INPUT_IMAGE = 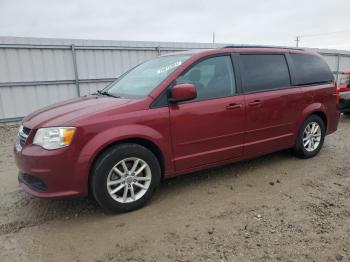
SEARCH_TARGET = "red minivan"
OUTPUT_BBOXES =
[14,47,340,212]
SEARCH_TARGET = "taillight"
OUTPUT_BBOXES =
[335,87,340,106]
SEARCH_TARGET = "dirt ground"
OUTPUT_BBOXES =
[0,117,349,262]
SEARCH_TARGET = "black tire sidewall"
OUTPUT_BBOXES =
[91,143,161,213]
[295,115,325,158]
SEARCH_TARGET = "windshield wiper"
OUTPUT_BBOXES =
[96,90,121,98]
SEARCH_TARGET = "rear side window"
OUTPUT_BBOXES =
[240,54,291,93]
[290,53,334,85]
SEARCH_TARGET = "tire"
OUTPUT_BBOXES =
[91,143,161,213]
[293,115,325,159]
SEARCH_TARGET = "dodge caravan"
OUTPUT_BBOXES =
[14,47,340,212]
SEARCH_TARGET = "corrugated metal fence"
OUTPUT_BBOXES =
[1,36,350,123]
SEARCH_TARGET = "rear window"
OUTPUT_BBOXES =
[290,53,334,85]
[240,54,291,93]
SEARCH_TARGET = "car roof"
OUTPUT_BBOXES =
[163,45,315,58]
[222,45,304,50]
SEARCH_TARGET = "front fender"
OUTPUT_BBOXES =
[83,124,170,161]
[78,124,173,187]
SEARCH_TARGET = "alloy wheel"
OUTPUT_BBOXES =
[106,157,152,203]
[302,122,322,152]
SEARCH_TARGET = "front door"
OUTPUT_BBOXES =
[169,55,245,172]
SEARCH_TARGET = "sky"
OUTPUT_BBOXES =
[0,0,350,50]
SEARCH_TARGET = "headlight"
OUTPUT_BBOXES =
[33,127,76,150]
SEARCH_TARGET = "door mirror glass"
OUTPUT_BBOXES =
[169,84,197,103]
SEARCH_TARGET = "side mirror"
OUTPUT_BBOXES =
[169,83,197,103]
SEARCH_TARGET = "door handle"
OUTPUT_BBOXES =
[226,103,242,110]
[248,100,262,107]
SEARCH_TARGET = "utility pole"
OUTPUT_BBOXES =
[295,36,300,48]
[212,32,215,45]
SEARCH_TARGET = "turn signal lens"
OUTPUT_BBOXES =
[61,128,76,146]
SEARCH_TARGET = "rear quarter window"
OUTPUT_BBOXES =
[290,53,334,85]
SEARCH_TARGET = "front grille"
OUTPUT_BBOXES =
[19,126,31,147]
[22,126,31,135]
[19,134,27,146]
[18,173,47,192]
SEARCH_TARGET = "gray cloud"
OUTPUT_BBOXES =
[0,0,349,49]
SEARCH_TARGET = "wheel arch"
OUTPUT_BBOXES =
[87,136,166,195]
[311,111,327,131]
[92,137,165,175]
[299,103,328,131]
[293,103,328,143]
[293,110,327,158]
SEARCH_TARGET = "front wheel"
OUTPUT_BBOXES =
[293,115,325,159]
[91,143,161,213]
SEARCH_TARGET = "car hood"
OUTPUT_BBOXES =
[23,95,135,129]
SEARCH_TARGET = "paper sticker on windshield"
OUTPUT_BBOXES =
[157,61,182,74]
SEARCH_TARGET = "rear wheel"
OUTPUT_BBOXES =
[293,115,325,159]
[91,143,161,213]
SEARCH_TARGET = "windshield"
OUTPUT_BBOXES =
[105,54,191,98]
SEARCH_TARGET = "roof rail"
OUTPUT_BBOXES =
[222,45,304,51]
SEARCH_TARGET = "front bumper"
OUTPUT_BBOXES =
[14,143,89,199]
[18,172,47,192]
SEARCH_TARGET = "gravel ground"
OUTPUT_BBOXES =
[0,117,349,262]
